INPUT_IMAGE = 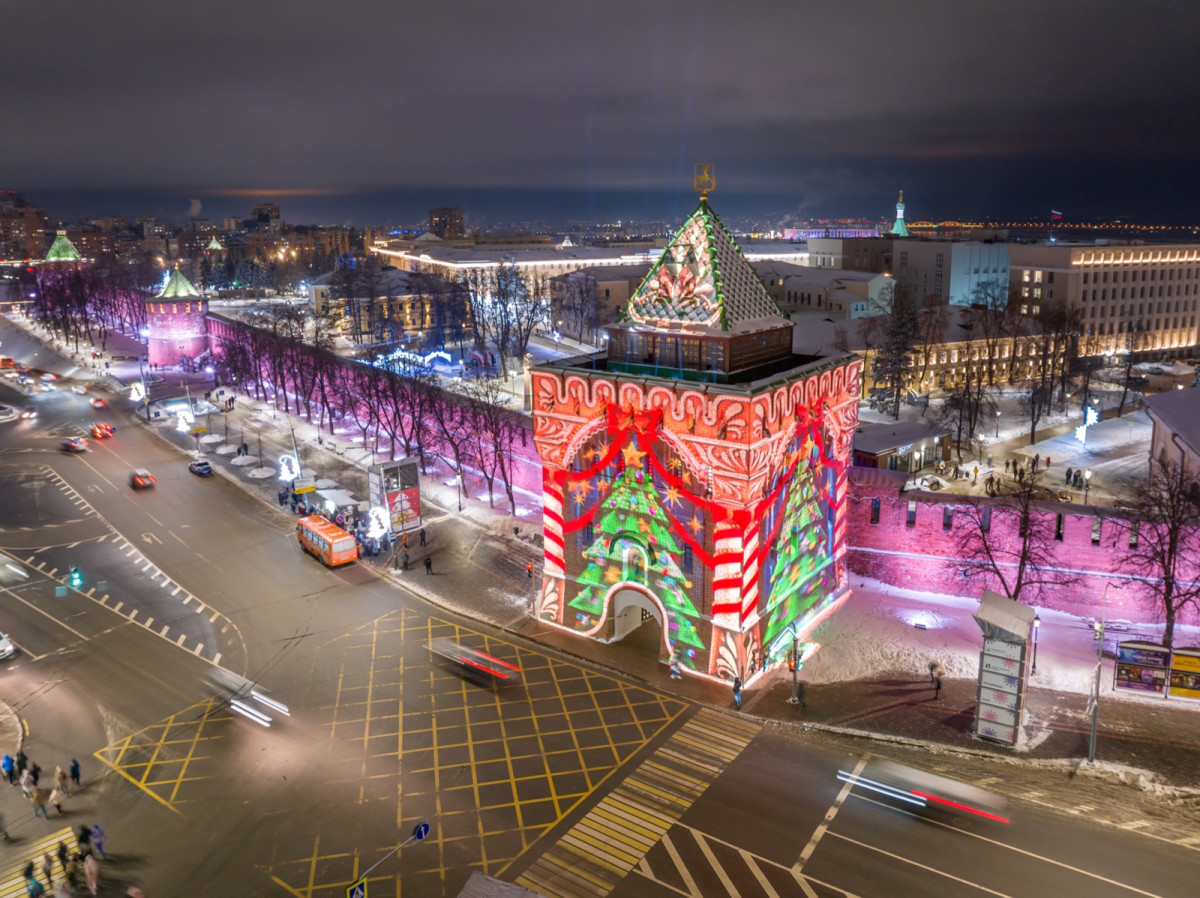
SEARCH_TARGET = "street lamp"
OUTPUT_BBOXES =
[1031,614,1041,673]
[995,409,1001,438]
[1083,469,1093,505]
[1089,582,1122,764]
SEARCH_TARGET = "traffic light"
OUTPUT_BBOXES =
[69,566,82,588]
[788,648,797,671]
[1093,621,1103,641]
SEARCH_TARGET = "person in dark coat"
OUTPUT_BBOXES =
[423,556,433,575]
[732,675,742,709]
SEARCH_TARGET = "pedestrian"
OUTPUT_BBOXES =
[30,760,40,785]
[419,528,426,547]
[0,808,8,840]
[1045,455,1051,468]
[77,825,91,853]
[402,532,408,549]
[423,556,433,575]
[91,823,106,859]
[1065,466,1073,485]
[30,786,49,818]
[41,853,53,886]
[401,552,409,571]
[83,853,99,897]
[20,766,33,797]
[732,675,742,709]
[972,465,979,484]
[526,562,533,579]
[56,842,67,875]
[69,759,80,790]
[934,675,943,700]
[64,855,79,892]
[49,785,66,814]
[55,765,69,796]
[669,658,682,680]
[23,863,44,897]
[2,752,13,784]
[1004,459,1010,474]
[929,660,945,682]
[16,749,27,774]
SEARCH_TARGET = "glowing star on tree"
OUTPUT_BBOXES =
[621,442,647,468]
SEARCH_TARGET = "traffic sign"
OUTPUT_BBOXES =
[294,477,316,494]
[346,878,366,898]
[412,820,430,842]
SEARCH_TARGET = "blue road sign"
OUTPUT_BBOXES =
[346,879,366,898]
[413,820,430,842]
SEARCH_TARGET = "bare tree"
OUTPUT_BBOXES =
[1116,320,1148,418]
[1113,460,1200,648]
[954,469,1077,603]
[909,295,951,393]
[872,284,920,419]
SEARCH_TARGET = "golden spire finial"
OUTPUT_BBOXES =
[694,163,716,199]
[898,190,904,203]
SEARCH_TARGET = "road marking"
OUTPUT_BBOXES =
[828,832,1012,896]
[795,757,865,874]
[0,583,89,640]
[661,833,701,896]
[143,616,154,629]
[839,797,1172,897]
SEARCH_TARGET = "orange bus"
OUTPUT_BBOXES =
[0,356,14,369]
[297,515,359,567]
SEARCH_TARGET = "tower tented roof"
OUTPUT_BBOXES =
[157,268,200,299]
[44,232,81,262]
[206,237,224,251]
[622,199,788,336]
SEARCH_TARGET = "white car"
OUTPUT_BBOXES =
[71,385,88,395]
[0,633,15,661]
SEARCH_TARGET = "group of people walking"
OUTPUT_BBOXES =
[21,824,106,897]
[1,750,115,896]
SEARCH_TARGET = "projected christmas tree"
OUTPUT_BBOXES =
[567,459,706,666]
[760,445,834,655]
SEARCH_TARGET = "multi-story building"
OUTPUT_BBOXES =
[0,191,49,260]
[429,208,464,240]
[807,236,892,273]
[1008,242,1200,357]
[893,240,1010,306]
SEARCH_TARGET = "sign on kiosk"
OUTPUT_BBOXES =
[1114,641,1169,695]
[1169,649,1200,700]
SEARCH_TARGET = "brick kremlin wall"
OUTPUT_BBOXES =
[843,467,1200,628]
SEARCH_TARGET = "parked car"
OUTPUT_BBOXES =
[0,633,15,661]
[188,459,213,476]
[130,469,157,489]
[61,437,90,452]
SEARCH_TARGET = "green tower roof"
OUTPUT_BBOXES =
[157,268,200,299]
[622,198,787,335]
[891,190,909,238]
[44,232,81,262]
[206,237,224,251]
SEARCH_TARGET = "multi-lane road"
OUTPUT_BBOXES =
[0,335,1198,897]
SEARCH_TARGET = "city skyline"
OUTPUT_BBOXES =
[4,1,1200,226]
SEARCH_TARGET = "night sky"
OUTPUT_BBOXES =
[5,1,1199,227]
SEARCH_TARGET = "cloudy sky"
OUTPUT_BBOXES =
[5,1,1199,226]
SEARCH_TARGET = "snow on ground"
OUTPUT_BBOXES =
[804,577,1200,709]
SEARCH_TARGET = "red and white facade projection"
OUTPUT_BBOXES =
[146,269,208,368]
[532,199,860,685]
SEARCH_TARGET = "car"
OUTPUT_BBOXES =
[61,437,90,452]
[130,469,157,489]
[90,397,107,409]
[38,382,55,392]
[188,459,213,476]
[90,423,115,439]
[71,384,88,395]
[19,406,37,419]
[40,372,57,382]
[0,633,14,661]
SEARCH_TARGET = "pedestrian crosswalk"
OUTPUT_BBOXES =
[0,825,79,898]
[516,709,761,898]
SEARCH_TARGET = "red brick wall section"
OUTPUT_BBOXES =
[845,471,1200,627]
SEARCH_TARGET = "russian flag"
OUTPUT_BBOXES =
[1051,210,1063,220]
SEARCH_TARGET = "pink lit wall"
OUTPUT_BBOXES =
[147,300,209,367]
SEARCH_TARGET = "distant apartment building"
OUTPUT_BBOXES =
[429,208,464,240]
[756,260,894,319]
[1008,242,1200,356]
[0,191,49,260]
[309,267,432,344]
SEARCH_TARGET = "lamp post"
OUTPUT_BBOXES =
[1031,614,1041,674]
[995,410,1001,438]
[1083,469,1093,505]
[1088,582,1122,764]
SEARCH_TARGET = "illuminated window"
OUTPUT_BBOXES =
[870,498,880,524]
[906,501,916,527]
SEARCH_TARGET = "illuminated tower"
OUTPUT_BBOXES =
[145,267,209,368]
[531,192,861,687]
[891,190,909,237]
